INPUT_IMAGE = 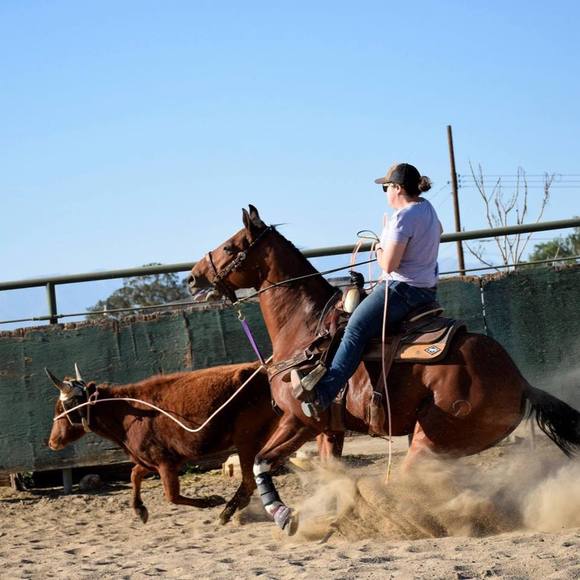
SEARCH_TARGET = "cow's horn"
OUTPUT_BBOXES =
[45,368,72,394]
[74,363,83,382]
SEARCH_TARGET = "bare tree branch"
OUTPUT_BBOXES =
[464,242,498,270]
[466,165,553,270]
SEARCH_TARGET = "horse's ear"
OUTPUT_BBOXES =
[248,204,260,220]
[242,205,266,234]
[242,208,251,230]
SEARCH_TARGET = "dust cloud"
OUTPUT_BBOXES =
[291,436,580,542]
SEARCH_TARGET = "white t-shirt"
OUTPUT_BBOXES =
[379,198,442,288]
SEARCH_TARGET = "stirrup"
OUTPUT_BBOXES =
[301,401,321,421]
[290,362,327,401]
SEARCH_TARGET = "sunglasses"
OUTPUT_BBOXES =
[382,183,394,192]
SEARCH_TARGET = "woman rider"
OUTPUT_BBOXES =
[293,162,442,418]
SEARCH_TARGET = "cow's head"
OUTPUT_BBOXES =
[46,365,95,450]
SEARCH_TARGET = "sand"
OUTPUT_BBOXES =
[1,427,579,579]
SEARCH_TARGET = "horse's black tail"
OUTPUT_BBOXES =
[524,385,580,458]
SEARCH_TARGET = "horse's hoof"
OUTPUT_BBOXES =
[285,511,299,536]
[218,508,233,525]
[274,505,299,536]
[284,510,300,537]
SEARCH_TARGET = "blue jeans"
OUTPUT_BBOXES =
[315,280,436,408]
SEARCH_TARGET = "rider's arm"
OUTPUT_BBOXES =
[376,240,407,273]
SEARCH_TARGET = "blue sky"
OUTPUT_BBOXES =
[1,1,579,326]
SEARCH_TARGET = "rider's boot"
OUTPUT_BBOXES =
[290,364,328,421]
[290,362,327,401]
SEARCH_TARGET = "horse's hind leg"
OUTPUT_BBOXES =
[398,423,449,538]
[131,464,152,523]
[400,422,439,473]
[158,463,225,509]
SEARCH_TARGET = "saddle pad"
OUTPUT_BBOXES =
[363,319,466,364]
[400,316,456,344]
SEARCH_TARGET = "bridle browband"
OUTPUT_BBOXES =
[205,225,273,303]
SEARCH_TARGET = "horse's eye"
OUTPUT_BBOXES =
[223,245,236,255]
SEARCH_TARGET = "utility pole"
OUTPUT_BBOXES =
[447,125,466,275]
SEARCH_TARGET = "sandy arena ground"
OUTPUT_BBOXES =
[1,426,579,579]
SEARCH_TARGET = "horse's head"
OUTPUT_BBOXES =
[46,365,95,450]
[188,205,273,302]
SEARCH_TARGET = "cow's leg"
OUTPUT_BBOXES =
[218,441,258,525]
[254,414,316,535]
[157,463,225,508]
[131,464,151,523]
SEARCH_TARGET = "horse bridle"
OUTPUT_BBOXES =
[205,225,273,303]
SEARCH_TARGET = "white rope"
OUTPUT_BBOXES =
[381,275,393,482]
[351,235,393,480]
[376,214,394,481]
[54,361,270,433]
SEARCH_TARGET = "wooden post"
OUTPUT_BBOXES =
[447,125,466,275]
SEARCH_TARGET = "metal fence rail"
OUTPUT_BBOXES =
[1,217,579,326]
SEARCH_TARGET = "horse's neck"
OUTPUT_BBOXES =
[256,239,336,358]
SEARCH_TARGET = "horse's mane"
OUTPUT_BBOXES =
[269,226,335,294]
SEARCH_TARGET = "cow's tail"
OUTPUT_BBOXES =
[524,385,580,458]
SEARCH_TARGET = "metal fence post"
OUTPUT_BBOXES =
[45,282,72,491]
[46,282,58,325]
[62,468,73,494]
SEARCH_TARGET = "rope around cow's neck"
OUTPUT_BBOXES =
[53,360,271,433]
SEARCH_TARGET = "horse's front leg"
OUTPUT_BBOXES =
[253,414,316,535]
[317,431,345,461]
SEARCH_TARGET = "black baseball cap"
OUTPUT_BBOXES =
[374,163,421,189]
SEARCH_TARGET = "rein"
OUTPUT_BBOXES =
[232,258,377,306]
[202,225,377,379]
[54,361,270,434]
[198,223,377,307]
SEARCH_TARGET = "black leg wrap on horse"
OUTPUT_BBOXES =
[255,473,281,508]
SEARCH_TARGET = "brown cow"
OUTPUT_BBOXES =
[47,362,285,524]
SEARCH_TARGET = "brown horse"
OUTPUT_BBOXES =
[188,205,580,535]
[47,362,280,524]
